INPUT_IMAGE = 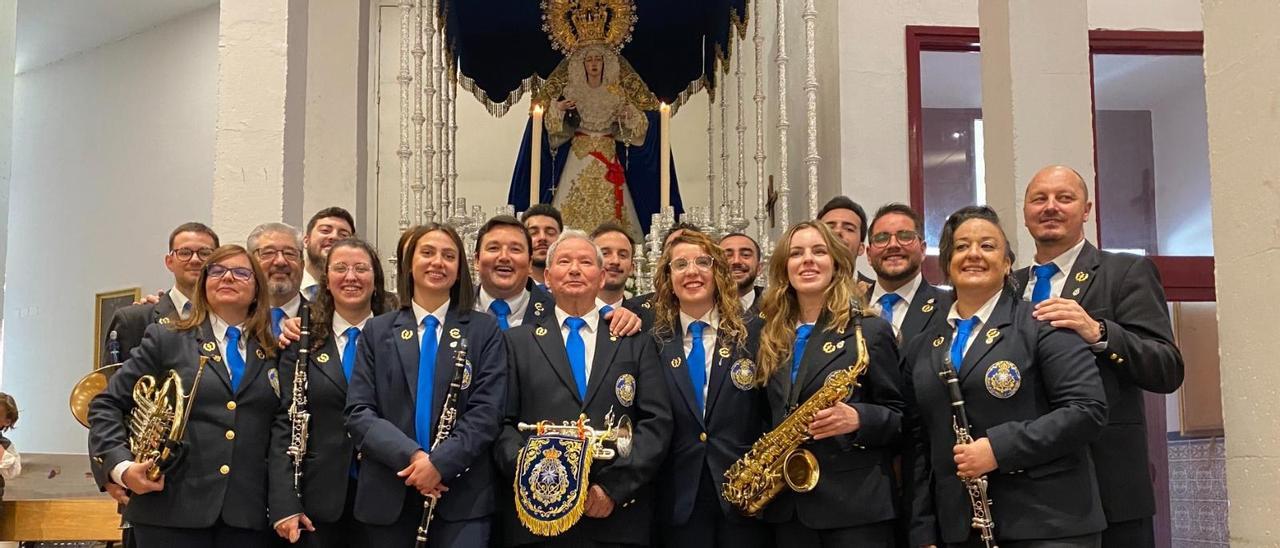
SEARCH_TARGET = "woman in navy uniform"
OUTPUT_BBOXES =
[346,223,508,547]
[650,230,770,548]
[270,238,395,546]
[88,245,285,548]
[755,221,906,548]
[905,206,1108,548]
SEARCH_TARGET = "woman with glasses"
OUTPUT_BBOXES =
[346,223,507,547]
[753,221,906,547]
[905,206,1107,548]
[650,231,770,548]
[88,245,286,548]
[269,238,395,546]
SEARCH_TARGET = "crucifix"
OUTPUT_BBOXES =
[766,175,779,228]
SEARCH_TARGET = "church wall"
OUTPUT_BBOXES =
[4,5,218,453]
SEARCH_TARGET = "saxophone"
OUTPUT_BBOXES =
[722,312,869,516]
[286,303,312,493]
[416,337,468,547]
[129,355,208,481]
[939,363,998,548]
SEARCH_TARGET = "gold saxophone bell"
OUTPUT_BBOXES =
[70,363,122,428]
[782,448,820,492]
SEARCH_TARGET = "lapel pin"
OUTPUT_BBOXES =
[1072,287,1081,297]
[836,340,846,349]
[718,347,731,358]
[449,328,461,339]
[822,342,836,354]
[316,353,330,364]
[671,357,681,368]
[213,355,222,363]
[400,329,413,340]
[985,328,1000,345]
[932,336,944,348]
[256,348,266,360]
[202,341,216,353]
[535,326,548,337]
[642,301,651,309]
[534,302,544,312]
[609,335,618,342]
[158,317,172,325]
[922,304,935,313]
[1075,272,1089,282]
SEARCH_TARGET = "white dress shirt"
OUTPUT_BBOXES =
[1021,238,1087,302]
[739,288,757,313]
[945,290,1002,360]
[333,312,374,363]
[168,287,192,319]
[300,270,320,301]
[555,305,601,380]
[869,272,923,336]
[679,308,720,410]
[412,300,450,348]
[477,287,532,328]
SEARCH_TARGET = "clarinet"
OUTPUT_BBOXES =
[286,303,312,494]
[938,361,998,548]
[416,338,468,547]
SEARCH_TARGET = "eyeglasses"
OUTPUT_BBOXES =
[169,247,215,261]
[208,264,254,282]
[670,255,714,273]
[255,248,302,263]
[329,263,373,276]
[869,230,921,248]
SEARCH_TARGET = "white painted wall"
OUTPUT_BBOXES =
[4,6,218,453]
[1152,77,1212,256]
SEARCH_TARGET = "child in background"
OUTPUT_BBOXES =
[0,393,20,488]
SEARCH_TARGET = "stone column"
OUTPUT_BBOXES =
[1204,1,1280,545]
[978,0,1096,260]
[212,0,308,241]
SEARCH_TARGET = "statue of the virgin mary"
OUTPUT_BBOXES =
[533,0,660,239]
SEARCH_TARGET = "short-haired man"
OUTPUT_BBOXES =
[247,222,308,337]
[474,215,555,330]
[818,196,875,289]
[301,207,355,300]
[1015,165,1184,548]
[495,230,672,547]
[718,233,763,317]
[591,222,636,312]
[522,204,563,290]
[865,203,948,346]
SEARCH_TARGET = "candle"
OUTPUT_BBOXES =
[659,102,671,208]
[530,104,544,208]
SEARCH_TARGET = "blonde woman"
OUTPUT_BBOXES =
[755,221,905,548]
[650,231,770,548]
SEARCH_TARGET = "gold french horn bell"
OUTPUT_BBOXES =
[70,363,122,428]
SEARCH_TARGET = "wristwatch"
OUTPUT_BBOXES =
[1095,318,1107,343]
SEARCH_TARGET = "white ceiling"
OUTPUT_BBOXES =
[16,0,216,74]
[920,50,1205,111]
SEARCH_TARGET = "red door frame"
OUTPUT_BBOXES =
[905,26,1213,301]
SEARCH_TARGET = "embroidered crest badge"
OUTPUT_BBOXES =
[984,360,1022,399]
[615,374,636,407]
[267,367,280,398]
[731,359,756,390]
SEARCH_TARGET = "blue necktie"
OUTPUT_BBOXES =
[951,316,981,372]
[415,315,441,449]
[791,324,814,383]
[1031,263,1061,304]
[565,317,589,401]
[878,293,903,326]
[181,301,192,319]
[599,304,614,317]
[225,326,246,391]
[271,307,286,338]
[342,326,360,382]
[687,321,708,413]
[489,299,512,331]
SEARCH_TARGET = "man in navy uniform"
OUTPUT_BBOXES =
[865,203,948,347]
[718,233,763,318]
[818,196,876,290]
[1016,165,1184,548]
[474,216,556,330]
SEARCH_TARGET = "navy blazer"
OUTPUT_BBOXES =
[762,313,905,530]
[906,292,1108,545]
[495,311,673,546]
[655,316,768,526]
[345,307,508,525]
[88,321,287,530]
[1014,241,1183,522]
[101,291,179,366]
[268,333,355,523]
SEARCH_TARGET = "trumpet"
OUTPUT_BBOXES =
[518,408,634,461]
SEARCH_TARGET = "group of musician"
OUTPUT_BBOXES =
[86,164,1184,548]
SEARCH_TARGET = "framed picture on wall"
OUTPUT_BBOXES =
[94,287,141,370]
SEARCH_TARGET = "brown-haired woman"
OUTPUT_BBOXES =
[88,245,284,547]
[905,206,1106,547]
[346,223,507,547]
[269,238,394,546]
[755,221,906,547]
[650,231,771,548]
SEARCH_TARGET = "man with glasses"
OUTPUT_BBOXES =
[95,221,220,542]
[300,207,356,300]
[865,203,948,346]
[247,222,307,337]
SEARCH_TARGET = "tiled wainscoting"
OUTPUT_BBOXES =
[1168,436,1228,547]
